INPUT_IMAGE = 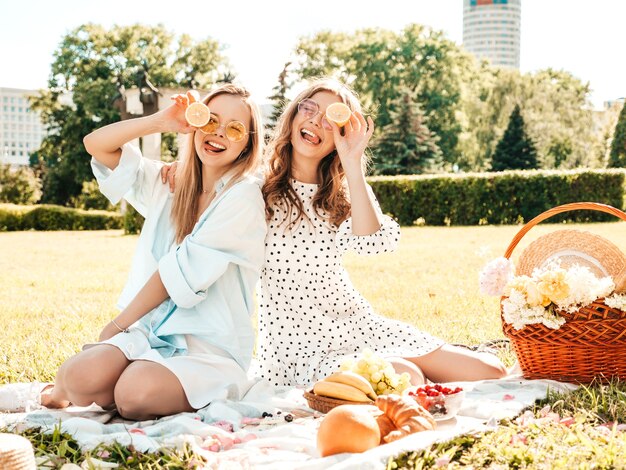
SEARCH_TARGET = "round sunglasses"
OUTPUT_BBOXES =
[297,99,334,131]
[199,114,253,143]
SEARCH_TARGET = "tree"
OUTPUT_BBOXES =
[294,25,473,169]
[372,88,442,175]
[0,165,41,205]
[491,105,538,171]
[266,62,292,133]
[30,23,229,205]
[608,101,626,167]
[460,67,599,170]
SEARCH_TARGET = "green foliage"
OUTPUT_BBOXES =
[0,164,42,204]
[295,25,470,166]
[459,68,600,171]
[608,102,626,168]
[372,87,442,175]
[123,204,145,234]
[0,204,30,230]
[267,61,293,134]
[491,105,538,171]
[69,180,117,211]
[369,169,626,226]
[30,23,229,205]
[0,203,121,231]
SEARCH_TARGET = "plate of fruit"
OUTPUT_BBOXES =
[407,384,465,421]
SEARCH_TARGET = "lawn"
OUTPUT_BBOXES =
[2,223,626,467]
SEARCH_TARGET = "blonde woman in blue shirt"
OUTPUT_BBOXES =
[36,85,266,420]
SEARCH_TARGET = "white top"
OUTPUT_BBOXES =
[91,144,267,370]
[256,180,444,387]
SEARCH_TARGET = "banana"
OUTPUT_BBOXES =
[313,380,373,403]
[324,371,377,400]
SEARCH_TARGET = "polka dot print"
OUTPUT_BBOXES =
[256,179,445,387]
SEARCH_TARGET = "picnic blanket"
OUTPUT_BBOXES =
[0,376,577,469]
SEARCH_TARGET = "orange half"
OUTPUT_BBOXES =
[325,102,352,127]
[185,102,211,128]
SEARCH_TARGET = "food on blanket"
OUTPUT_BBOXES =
[313,380,374,403]
[407,384,465,419]
[324,371,377,400]
[375,414,396,445]
[375,394,436,443]
[339,349,412,396]
[325,102,352,127]
[317,404,381,456]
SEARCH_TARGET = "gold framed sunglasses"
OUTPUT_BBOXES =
[199,114,253,143]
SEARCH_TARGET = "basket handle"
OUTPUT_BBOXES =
[504,202,626,259]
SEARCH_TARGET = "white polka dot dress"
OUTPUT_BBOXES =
[256,180,444,387]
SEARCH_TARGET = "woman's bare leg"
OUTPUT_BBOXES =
[406,344,507,383]
[42,345,130,409]
[388,357,426,386]
[113,361,194,421]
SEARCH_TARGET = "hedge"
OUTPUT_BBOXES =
[0,204,122,231]
[368,169,626,226]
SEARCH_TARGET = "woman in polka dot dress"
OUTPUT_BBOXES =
[257,79,507,387]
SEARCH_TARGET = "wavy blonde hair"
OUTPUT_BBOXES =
[263,78,368,227]
[171,84,263,243]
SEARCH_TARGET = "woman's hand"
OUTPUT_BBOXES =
[154,91,199,135]
[98,321,121,342]
[160,161,179,193]
[331,111,375,174]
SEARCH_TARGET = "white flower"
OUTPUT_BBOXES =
[479,257,515,296]
[501,262,614,331]
[605,293,626,310]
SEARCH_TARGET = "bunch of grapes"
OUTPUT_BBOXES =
[339,349,411,396]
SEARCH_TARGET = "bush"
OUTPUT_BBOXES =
[70,180,118,211]
[0,164,42,205]
[369,169,626,226]
[123,204,145,235]
[0,204,122,231]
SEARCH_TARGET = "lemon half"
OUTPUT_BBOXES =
[325,102,352,127]
[185,102,211,128]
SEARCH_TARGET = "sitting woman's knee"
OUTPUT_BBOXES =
[114,380,156,421]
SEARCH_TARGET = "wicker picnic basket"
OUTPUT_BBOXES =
[501,202,626,384]
[303,390,372,413]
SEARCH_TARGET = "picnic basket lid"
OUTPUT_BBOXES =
[517,229,626,292]
[0,433,36,470]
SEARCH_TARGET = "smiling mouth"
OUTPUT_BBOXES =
[300,128,321,145]
[204,139,226,153]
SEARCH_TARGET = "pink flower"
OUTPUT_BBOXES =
[211,420,234,432]
[510,433,528,445]
[479,257,515,296]
[129,428,146,435]
[559,417,575,427]
[503,394,515,401]
[96,450,110,459]
[435,456,451,467]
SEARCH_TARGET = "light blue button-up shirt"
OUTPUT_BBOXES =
[91,144,266,370]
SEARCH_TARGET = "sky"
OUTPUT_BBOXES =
[1,0,624,109]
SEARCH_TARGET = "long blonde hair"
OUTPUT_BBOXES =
[171,84,263,243]
[263,79,368,227]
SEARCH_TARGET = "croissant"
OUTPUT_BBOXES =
[375,394,436,443]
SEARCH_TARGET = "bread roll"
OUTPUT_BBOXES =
[317,405,381,457]
[375,394,436,443]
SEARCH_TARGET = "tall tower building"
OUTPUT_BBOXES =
[463,0,521,69]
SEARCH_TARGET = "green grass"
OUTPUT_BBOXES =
[2,224,626,467]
